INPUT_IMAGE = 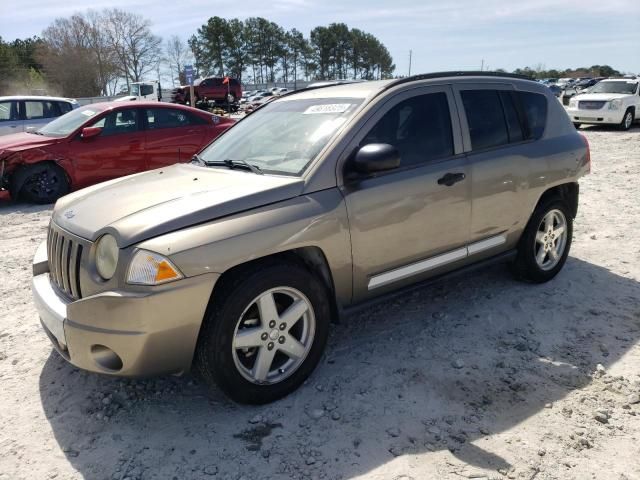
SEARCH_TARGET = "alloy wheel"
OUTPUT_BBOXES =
[23,170,60,201]
[231,287,315,385]
[534,209,568,271]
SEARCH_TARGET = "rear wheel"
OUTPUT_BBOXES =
[511,199,572,283]
[196,260,330,404]
[13,163,69,204]
[620,109,634,131]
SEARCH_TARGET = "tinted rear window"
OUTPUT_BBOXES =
[461,90,509,150]
[499,91,524,143]
[58,101,73,114]
[518,92,547,139]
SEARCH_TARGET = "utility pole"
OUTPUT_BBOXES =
[408,50,412,77]
[480,59,484,71]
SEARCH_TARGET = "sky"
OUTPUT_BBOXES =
[1,0,639,76]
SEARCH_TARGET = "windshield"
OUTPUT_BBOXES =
[38,106,103,137]
[590,81,638,95]
[198,97,363,176]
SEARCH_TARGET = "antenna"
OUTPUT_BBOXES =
[408,50,412,77]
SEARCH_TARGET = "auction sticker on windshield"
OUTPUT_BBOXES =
[303,104,353,114]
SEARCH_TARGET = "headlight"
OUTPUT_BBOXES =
[569,98,578,108]
[95,234,119,280]
[126,250,183,285]
[609,99,623,110]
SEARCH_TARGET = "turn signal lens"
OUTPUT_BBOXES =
[126,250,183,285]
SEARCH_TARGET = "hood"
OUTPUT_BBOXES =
[573,92,630,102]
[0,132,60,157]
[53,163,305,247]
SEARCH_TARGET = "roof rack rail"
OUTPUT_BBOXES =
[383,71,534,91]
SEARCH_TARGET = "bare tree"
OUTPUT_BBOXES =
[38,15,104,96]
[165,35,191,86]
[83,10,119,94]
[104,9,162,86]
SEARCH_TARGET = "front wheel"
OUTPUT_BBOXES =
[620,109,634,131]
[511,199,573,283]
[196,261,330,404]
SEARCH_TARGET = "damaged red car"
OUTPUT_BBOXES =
[0,101,235,203]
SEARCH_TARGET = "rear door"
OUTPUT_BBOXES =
[453,84,544,255]
[21,100,63,131]
[340,86,471,301]
[143,107,208,169]
[0,100,20,135]
[69,107,147,188]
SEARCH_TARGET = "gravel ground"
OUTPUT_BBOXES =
[1,125,639,480]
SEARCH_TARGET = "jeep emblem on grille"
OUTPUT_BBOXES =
[63,210,75,219]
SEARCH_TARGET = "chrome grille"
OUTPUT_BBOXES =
[578,101,606,110]
[47,224,83,299]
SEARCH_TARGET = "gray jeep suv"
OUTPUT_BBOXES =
[32,72,590,404]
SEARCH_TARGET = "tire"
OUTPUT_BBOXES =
[573,123,581,129]
[226,93,236,104]
[620,108,634,131]
[196,260,331,404]
[510,198,573,283]
[13,163,69,204]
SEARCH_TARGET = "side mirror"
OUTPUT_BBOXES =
[81,126,102,139]
[353,143,400,174]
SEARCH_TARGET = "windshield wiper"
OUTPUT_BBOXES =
[202,158,263,175]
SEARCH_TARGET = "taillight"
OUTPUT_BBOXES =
[579,133,591,174]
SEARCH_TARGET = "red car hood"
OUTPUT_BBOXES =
[0,133,61,157]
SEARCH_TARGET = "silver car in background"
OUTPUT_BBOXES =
[0,96,79,136]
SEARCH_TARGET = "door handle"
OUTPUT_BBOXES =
[437,172,466,186]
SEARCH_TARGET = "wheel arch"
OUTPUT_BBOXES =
[535,182,579,219]
[207,246,340,324]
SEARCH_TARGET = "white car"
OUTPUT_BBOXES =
[0,96,79,136]
[566,79,640,130]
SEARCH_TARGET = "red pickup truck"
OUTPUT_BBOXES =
[171,77,242,106]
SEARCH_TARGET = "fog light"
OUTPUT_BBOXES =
[91,344,123,371]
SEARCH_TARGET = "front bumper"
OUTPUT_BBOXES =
[32,240,219,377]
[565,107,625,125]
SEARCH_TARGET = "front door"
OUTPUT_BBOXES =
[70,107,146,188]
[340,86,471,302]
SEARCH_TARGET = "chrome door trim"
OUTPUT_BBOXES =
[367,233,507,290]
[368,247,467,290]
[467,233,507,255]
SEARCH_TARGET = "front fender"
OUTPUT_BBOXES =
[136,189,353,307]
